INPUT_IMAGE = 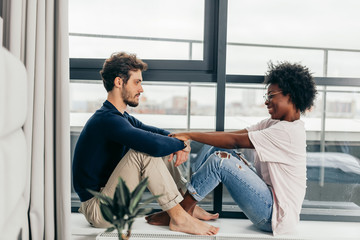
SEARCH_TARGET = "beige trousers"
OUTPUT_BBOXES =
[79,149,187,228]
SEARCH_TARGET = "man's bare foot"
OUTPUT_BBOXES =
[146,205,219,225]
[145,211,170,226]
[169,212,219,235]
[193,205,219,221]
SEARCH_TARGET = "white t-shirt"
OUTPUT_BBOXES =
[247,118,307,236]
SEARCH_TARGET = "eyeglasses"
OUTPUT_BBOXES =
[263,91,282,102]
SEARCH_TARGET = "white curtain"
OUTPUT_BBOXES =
[2,0,71,239]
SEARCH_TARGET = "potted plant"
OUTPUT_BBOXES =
[88,177,160,240]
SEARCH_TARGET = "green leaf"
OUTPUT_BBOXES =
[100,204,114,223]
[113,217,126,230]
[131,195,161,215]
[87,189,113,207]
[113,185,121,214]
[105,227,115,232]
[128,220,135,230]
[130,177,149,199]
[141,195,161,206]
[117,218,126,230]
[132,207,152,217]
[117,178,131,210]
[129,178,149,213]
[113,204,125,220]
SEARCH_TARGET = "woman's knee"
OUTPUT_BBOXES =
[212,150,234,166]
[202,151,231,170]
[214,151,232,159]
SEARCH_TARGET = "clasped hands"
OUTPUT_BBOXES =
[168,132,191,167]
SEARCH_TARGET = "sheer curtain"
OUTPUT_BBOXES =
[1,0,71,239]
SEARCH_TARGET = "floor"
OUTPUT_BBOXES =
[71,213,360,240]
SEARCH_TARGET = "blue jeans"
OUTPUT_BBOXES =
[187,145,273,232]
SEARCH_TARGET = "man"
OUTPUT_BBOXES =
[72,52,219,235]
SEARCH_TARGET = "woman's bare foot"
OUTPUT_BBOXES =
[145,211,170,226]
[193,205,219,221]
[169,211,219,235]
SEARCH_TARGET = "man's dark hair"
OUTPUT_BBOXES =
[264,61,317,114]
[100,52,148,92]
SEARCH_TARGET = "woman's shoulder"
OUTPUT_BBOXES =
[276,119,305,130]
[260,118,280,128]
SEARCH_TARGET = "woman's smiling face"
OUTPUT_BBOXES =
[265,84,294,121]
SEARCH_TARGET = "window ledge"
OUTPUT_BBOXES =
[71,213,360,240]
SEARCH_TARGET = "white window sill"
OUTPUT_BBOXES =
[71,213,360,240]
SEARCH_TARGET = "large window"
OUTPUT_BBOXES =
[70,0,360,221]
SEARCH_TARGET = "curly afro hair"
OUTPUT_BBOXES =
[264,61,317,114]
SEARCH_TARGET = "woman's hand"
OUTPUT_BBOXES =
[169,132,190,142]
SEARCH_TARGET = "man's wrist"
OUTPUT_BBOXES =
[183,140,191,152]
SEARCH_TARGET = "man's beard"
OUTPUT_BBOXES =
[124,98,139,107]
[121,88,139,107]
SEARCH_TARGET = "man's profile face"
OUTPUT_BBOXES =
[121,69,144,107]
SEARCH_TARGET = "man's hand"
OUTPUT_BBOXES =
[169,149,189,167]
[168,140,191,167]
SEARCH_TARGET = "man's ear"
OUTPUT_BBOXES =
[114,77,123,88]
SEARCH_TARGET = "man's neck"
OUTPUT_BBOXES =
[107,93,126,114]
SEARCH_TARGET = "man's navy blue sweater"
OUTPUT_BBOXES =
[73,100,185,202]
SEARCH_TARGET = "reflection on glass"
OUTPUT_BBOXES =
[328,51,360,78]
[305,87,360,210]
[190,84,216,130]
[70,81,106,128]
[225,84,267,130]
[69,0,205,59]
[127,83,188,130]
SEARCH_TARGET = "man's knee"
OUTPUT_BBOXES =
[128,148,160,159]
[126,149,169,174]
[126,149,160,164]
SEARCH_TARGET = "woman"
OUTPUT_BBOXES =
[147,61,317,235]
